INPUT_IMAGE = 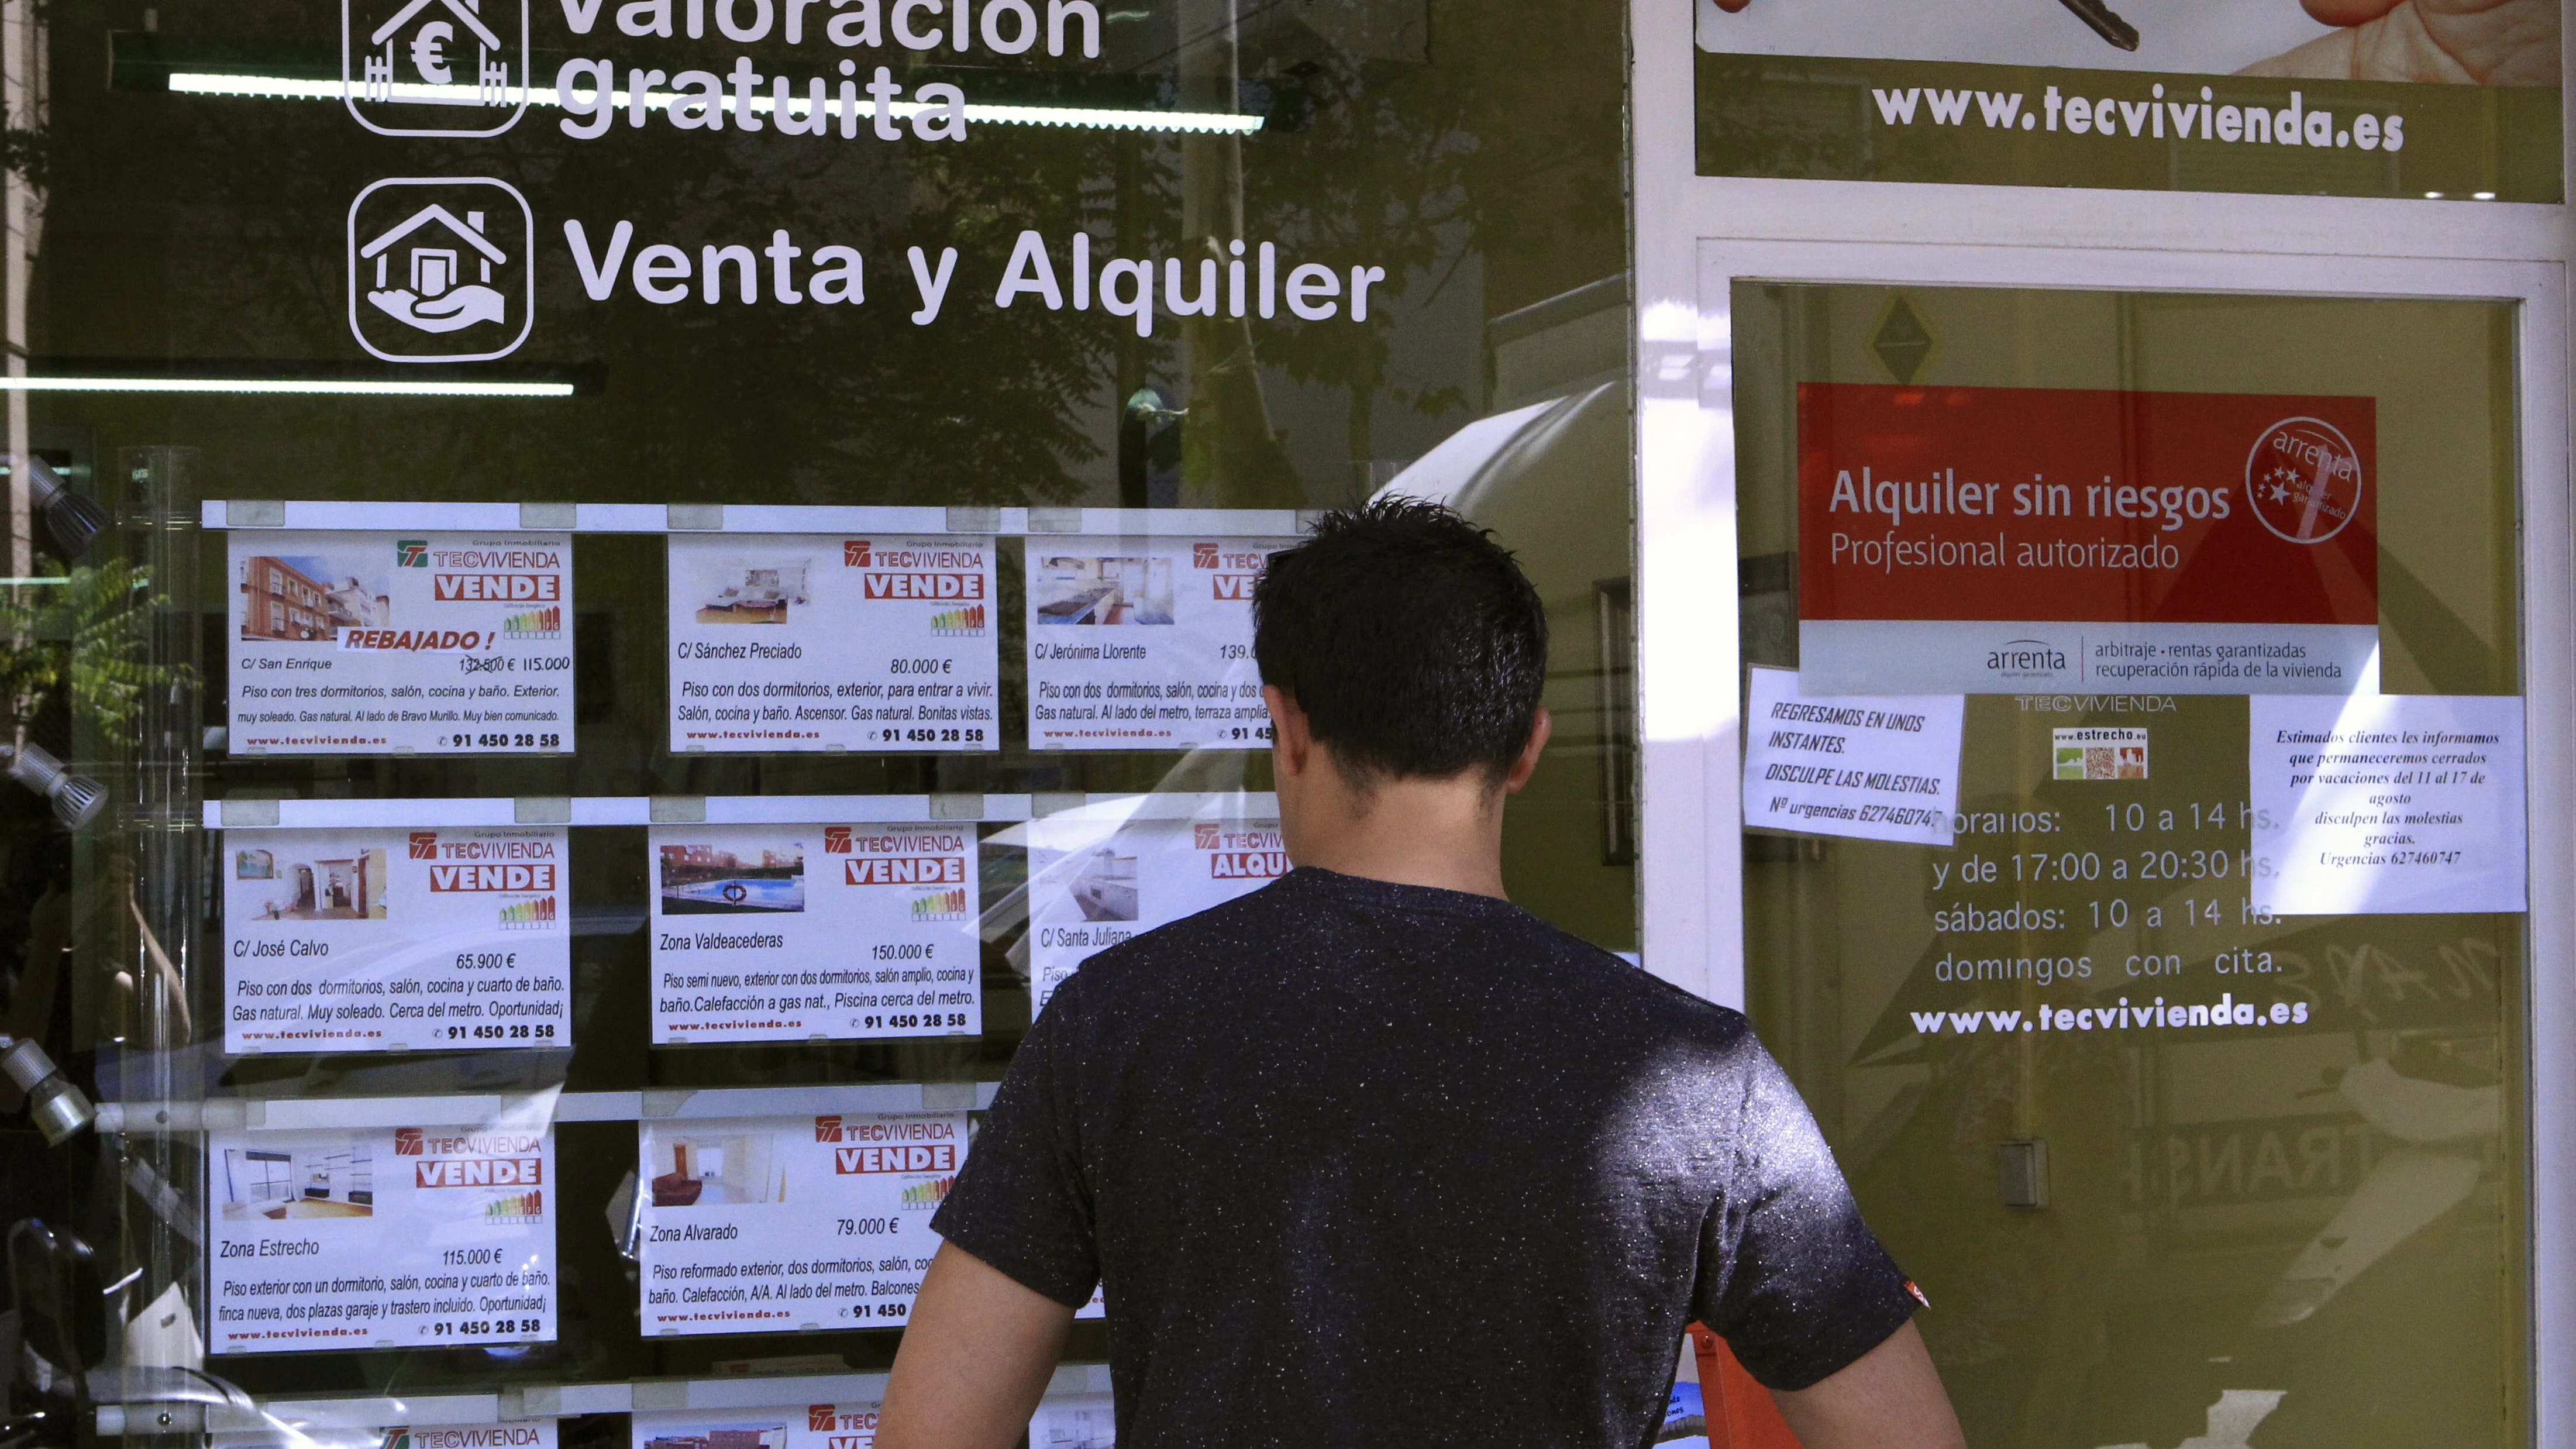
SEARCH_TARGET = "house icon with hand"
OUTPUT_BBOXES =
[361,202,511,335]
[347,176,532,361]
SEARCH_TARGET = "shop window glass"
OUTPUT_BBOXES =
[1734,281,2526,1449]
[0,1,1633,1443]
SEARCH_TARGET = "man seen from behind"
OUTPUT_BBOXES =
[878,499,1967,1449]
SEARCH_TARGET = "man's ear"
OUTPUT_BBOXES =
[1501,708,1552,795]
[1263,686,1311,780]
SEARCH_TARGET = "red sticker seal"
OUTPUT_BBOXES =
[2245,417,2364,545]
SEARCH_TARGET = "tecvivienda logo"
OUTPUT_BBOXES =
[343,0,531,137]
[396,539,429,566]
[409,831,439,859]
[349,177,536,363]
[808,1409,838,1434]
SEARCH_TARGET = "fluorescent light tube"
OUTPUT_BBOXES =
[0,376,576,397]
[166,73,1265,134]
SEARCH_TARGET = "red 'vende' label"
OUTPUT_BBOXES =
[1797,383,2377,625]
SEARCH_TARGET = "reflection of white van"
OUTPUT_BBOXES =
[704,562,811,618]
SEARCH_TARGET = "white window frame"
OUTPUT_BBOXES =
[1630,0,2576,1438]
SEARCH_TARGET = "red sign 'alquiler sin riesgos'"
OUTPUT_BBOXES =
[1795,383,2378,696]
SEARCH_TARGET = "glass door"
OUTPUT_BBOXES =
[1727,279,2533,1448]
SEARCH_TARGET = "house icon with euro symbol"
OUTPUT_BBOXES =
[342,0,529,136]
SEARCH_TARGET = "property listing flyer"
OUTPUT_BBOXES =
[1028,1395,1115,1447]
[637,1113,963,1335]
[228,531,572,755]
[1023,537,1292,750]
[223,827,571,1054]
[1025,803,1286,1011]
[633,1402,881,1449]
[1797,385,2379,697]
[207,1123,556,1354]
[648,824,981,1044]
[667,534,999,752]
[220,1419,558,1449]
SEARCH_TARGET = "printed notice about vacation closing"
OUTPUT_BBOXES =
[1796,384,2378,697]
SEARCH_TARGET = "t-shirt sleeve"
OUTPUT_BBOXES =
[1691,1035,1920,1392]
[928,978,1100,1309]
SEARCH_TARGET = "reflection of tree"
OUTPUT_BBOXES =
[2,560,192,749]
[1693,56,1948,184]
[1176,0,1627,504]
[1239,47,1468,490]
[40,0,1626,509]
[47,37,1128,505]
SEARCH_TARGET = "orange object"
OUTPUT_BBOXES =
[1688,1323,1804,1449]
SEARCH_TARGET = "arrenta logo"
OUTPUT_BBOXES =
[1988,639,2068,677]
[349,177,536,362]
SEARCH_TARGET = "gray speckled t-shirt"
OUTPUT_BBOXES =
[932,867,1916,1448]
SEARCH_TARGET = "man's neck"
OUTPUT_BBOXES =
[1280,770,1510,900]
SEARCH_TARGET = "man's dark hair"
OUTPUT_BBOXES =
[1253,498,1548,784]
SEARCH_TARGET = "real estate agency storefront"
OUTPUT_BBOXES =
[0,1,2567,1447]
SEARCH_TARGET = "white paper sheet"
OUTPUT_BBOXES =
[206,1122,556,1354]
[1025,804,1284,1012]
[1022,537,1290,751]
[667,534,999,752]
[637,1113,961,1336]
[2250,694,2526,915]
[634,1403,878,1449]
[223,826,570,1054]
[228,531,571,755]
[1741,667,1965,846]
[648,823,980,1044]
